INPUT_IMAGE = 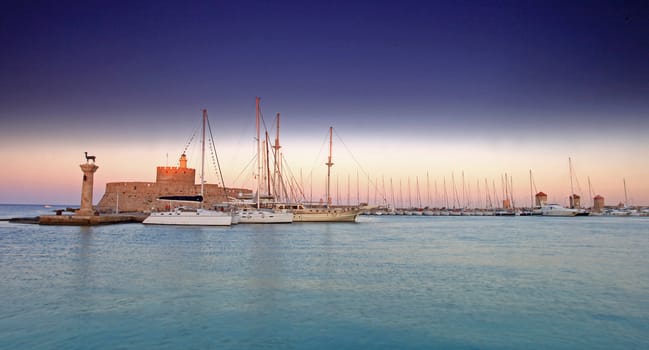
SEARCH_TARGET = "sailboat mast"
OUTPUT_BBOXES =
[588,176,593,208]
[256,97,261,209]
[408,177,412,208]
[476,179,481,210]
[461,170,466,209]
[382,175,386,206]
[356,170,360,205]
[390,177,395,210]
[443,177,448,208]
[264,132,272,197]
[426,172,431,208]
[399,179,403,209]
[416,176,421,208]
[623,178,628,208]
[483,178,487,209]
[501,174,505,208]
[509,175,516,209]
[347,174,351,206]
[529,169,533,208]
[274,113,282,202]
[201,109,207,208]
[325,126,334,207]
[569,157,575,200]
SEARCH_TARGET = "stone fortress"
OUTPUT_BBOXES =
[97,154,251,213]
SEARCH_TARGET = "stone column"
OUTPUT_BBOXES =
[77,163,99,216]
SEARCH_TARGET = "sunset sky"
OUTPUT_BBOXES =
[1,0,648,207]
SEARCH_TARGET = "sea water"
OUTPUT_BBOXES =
[1,205,648,349]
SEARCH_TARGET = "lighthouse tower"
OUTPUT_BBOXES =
[77,161,99,216]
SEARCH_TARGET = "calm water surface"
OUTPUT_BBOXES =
[1,205,648,349]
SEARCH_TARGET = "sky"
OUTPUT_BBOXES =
[1,0,648,207]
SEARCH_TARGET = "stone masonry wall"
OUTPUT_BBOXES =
[96,181,252,213]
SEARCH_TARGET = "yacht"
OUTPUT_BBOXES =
[541,204,578,217]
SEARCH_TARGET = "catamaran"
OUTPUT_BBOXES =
[143,110,232,226]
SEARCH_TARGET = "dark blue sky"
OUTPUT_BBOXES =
[2,0,647,139]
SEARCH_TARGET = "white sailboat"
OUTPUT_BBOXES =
[143,110,233,226]
[234,97,293,224]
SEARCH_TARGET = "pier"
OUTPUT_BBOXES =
[2,213,146,225]
[38,213,146,225]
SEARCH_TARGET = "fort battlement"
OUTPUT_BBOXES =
[156,166,195,185]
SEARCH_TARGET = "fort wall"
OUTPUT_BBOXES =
[96,153,252,213]
[97,182,251,213]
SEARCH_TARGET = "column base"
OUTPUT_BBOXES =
[76,209,96,216]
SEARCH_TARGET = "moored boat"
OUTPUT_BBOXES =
[235,206,293,224]
[232,97,293,224]
[143,206,232,226]
[274,203,361,222]
[142,110,232,226]
[541,204,578,217]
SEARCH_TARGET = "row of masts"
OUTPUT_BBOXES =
[313,170,634,210]
[252,97,337,208]
[318,172,514,209]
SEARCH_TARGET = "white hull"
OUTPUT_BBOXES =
[292,207,360,222]
[608,210,631,216]
[541,204,578,217]
[143,208,232,225]
[236,208,293,224]
[542,210,577,217]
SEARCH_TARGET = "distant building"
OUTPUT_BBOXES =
[97,154,252,213]
[593,195,605,213]
[569,194,581,208]
[535,192,548,207]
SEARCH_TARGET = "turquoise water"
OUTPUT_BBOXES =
[1,205,648,349]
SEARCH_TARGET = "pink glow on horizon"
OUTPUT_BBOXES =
[1,126,648,206]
